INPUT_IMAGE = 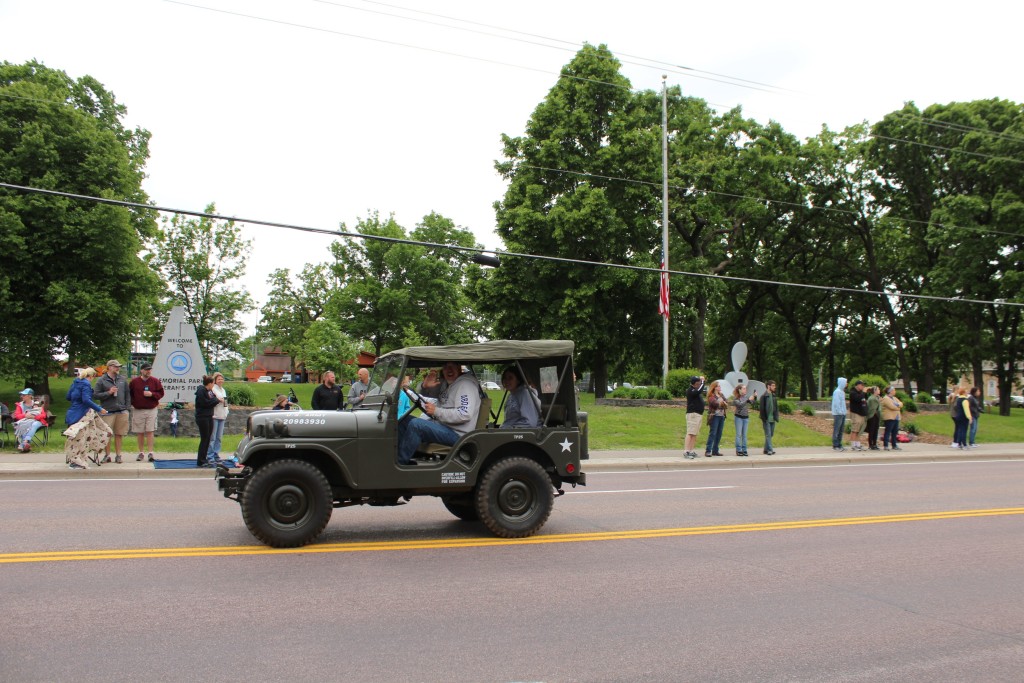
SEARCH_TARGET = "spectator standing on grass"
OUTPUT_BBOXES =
[848,380,868,451]
[703,380,727,457]
[207,372,229,463]
[311,370,344,411]
[731,384,757,457]
[128,362,164,462]
[94,359,130,463]
[194,376,221,467]
[951,387,971,450]
[758,380,779,456]
[967,387,982,448]
[683,375,705,460]
[881,387,902,451]
[865,386,881,451]
[831,377,848,452]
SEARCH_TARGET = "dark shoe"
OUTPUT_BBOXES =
[683,452,695,460]
[147,453,155,462]
[69,462,86,470]
[768,450,776,455]
[115,455,123,464]
[712,452,723,457]
[101,455,112,463]
[136,453,145,461]
[704,452,712,458]
[892,446,902,451]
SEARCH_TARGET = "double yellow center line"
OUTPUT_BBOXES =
[3,507,1022,564]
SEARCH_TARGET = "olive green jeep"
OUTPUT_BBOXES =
[216,340,588,547]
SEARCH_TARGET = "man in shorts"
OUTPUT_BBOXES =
[94,359,130,463]
[684,375,706,459]
[848,379,868,451]
[129,362,165,462]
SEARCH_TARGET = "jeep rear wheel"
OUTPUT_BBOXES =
[241,459,332,548]
[442,496,479,521]
[475,457,553,538]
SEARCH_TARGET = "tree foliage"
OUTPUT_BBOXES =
[149,204,255,363]
[0,60,159,390]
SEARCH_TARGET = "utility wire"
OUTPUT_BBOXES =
[518,165,1024,241]
[165,0,1018,149]
[1,181,1020,308]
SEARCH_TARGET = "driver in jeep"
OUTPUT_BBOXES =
[397,361,481,466]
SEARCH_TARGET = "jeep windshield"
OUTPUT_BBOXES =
[360,356,405,408]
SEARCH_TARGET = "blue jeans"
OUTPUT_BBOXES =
[734,416,749,452]
[968,416,979,445]
[18,420,43,446]
[762,420,775,453]
[953,417,969,447]
[832,414,846,448]
[398,418,460,465]
[207,418,226,460]
[883,419,899,448]
[704,415,725,454]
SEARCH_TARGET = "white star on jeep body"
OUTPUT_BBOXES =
[559,438,573,453]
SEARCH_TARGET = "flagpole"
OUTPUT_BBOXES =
[661,75,670,387]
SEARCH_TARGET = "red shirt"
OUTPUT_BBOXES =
[129,375,165,409]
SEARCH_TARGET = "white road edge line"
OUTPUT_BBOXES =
[589,459,1023,475]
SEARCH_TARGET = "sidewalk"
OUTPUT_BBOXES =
[1,443,1022,479]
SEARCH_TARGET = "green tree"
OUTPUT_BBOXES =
[149,204,255,363]
[298,319,359,380]
[329,211,484,355]
[480,44,660,397]
[258,263,337,371]
[0,60,159,393]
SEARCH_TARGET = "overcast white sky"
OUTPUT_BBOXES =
[3,0,1021,333]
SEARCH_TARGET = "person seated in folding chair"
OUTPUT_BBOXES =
[13,389,49,452]
[397,362,481,466]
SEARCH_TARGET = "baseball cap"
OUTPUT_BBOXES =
[689,375,701,384]
[107,359,122,367]
[140,362,153,370]
[854,379,865,386]
[19,388,34,395]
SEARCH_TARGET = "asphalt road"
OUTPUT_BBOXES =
[2,460,1022,682]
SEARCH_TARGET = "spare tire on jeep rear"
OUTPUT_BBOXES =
[474,457,553,538]
[241,459,332,548]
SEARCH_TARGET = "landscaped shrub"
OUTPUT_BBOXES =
[226,385,256,406]
[902,398,918,413]
[802,405,816,417]
[914,392,933,404]
[611,387,632,399]
[778,400,794,415]
[654,389,672,400]
[903,422,919,435]
[666,368,702,398]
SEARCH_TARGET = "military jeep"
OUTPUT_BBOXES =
[217,340,588,547]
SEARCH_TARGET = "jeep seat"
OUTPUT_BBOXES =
[421,395,491,458]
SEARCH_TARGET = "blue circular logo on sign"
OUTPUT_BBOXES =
[168,351,192,376]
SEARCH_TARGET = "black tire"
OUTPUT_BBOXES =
[442,496,480,522]
[241,459,333,548]
[474,457,553,538]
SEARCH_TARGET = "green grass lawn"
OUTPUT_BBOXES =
[5,378,1022,452]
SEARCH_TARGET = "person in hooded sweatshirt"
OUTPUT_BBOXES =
[831,377,848,452]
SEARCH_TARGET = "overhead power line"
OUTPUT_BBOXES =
[2,181,1020,309]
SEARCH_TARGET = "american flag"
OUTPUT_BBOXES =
[658,261,669,319]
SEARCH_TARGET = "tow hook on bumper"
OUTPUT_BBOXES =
[216,468,250,501]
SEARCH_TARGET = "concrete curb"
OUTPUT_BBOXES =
[2,446,1021,480]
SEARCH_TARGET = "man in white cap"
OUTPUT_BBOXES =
[94,359,130,463]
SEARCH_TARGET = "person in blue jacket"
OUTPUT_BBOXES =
[831,377,848,452]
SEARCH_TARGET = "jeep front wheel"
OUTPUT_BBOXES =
[241,459,332,548]
[475,457,553,538]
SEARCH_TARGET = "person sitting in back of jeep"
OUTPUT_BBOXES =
[499,366,540,428]
[397,361,481,466]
